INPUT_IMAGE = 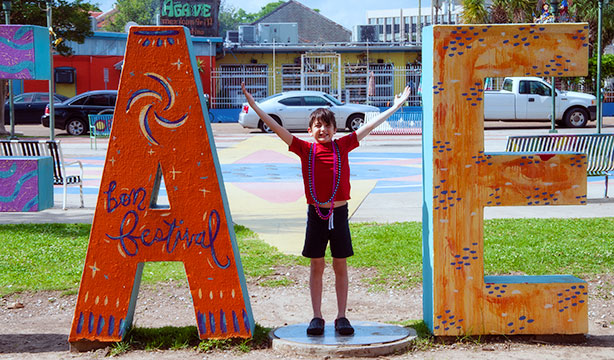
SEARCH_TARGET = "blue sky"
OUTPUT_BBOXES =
[94,0,436,30]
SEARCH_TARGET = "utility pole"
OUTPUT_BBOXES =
[2,1,15,139]
[45,0,55,141]
[549,0,560,133]
[596,0,608,134]
[417,0,422,44]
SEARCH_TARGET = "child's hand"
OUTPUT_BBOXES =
[392,86,411,108]
[241,82,254,104]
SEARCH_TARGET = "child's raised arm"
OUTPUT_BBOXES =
[241,82,293,145]
[355,86,411,141]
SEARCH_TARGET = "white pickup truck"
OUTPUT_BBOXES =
[484,77,597,128]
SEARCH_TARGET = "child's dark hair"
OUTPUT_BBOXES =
[309,108,337,129]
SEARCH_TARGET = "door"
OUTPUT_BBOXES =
[277,96,305,129]
[524,80,553,120]
[11,93,35,124]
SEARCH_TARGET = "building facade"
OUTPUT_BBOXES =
[22,31,221,99]
[366,4,463,43]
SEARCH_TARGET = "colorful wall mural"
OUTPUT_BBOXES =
[0,25,50,80]
[69,26,253,346]
[422,23,590,336]
[0,157,53,212]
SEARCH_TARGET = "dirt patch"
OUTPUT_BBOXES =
[1,268,612,359]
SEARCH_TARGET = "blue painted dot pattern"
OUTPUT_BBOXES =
[450,242,480,270]
[557,285,588,313]
[434,309,465,332]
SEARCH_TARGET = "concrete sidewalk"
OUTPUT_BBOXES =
[1,123,613,254]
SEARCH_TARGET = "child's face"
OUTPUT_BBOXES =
[308,119,336,144]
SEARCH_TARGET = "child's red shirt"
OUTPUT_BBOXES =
[289,132,359,204]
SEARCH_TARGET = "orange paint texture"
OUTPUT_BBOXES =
[69,27,253,344]
[423,24,589,336]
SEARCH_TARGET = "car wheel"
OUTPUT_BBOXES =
[346,114,365,131]
[66,118,87,136]
[563,108,588,128]
[259,116,282,133]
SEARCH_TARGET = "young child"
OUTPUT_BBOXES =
[242,82,411,336]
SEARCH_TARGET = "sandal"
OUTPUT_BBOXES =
[306,317,325,335]
[334,317,354,335]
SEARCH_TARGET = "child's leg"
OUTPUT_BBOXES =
[332,257,349,319]
[310,257,326,318]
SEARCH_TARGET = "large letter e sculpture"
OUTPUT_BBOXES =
[422,23,590,336]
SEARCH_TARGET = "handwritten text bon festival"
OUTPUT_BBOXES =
[104,181,229,269]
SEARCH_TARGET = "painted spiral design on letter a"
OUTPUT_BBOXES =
[126,72,188,145]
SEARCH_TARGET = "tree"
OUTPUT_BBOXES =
[587,53,614,90]
[461,0,488,24]
[489,0,509,24]
[571,0,614,58]
[1,0,97,135]
[11,0,97,56]
[104,0,158,32]
[219,0,285,34]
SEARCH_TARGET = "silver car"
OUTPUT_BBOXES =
[238,91,380,133]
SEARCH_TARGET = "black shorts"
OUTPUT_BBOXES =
[302,204,353,259]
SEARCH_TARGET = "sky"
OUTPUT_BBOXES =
[94,0,436,30]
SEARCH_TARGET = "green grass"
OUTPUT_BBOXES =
[0,224,90,295]
[0,218,613,296]
[483,218,614,275]
[0,223,303,296]
[350,222,423,288]
[106,323,271,355]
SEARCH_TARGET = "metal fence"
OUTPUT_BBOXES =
[210,63,422,109]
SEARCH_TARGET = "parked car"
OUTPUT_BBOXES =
[4,92,68,124]
[484,77,596,128]
[238,91,380,133]
[41,90,117,136]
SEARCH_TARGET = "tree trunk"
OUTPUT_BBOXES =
[0,79,9,136]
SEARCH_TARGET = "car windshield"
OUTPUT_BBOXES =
[259,93,283,103]
[323,93,343,105]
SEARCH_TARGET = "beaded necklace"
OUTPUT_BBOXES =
[308,140,342,223]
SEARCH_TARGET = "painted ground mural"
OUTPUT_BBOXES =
[69,26,253,346]
[422,23,590,336]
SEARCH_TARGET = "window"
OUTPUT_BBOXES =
[504,79,515,92]
[35,94,50,102]
[323,94,343,105]
[14,94,34,103]
[260,93,283,103]
[85,95,110,106]
[279,97,303,106]
[304,96,330,106]
[70,96,87,105]
[530,81,551,96]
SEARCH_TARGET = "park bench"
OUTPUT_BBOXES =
[88,114,113,150]
[0,139,83,209]
[506,133,614,198]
